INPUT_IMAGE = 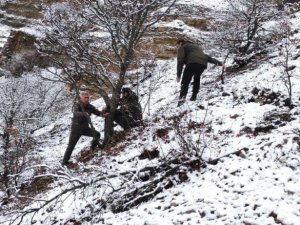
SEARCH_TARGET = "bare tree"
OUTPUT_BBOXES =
[212,0,279,67]
[0,74,68,198]
[275,20,298,108]
[40,0,176,146]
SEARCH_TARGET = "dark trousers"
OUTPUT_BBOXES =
[113,110,140,130]
[114,109,141,130]
[179,63,206,99]
[114,110,130,130]
[62,127,100,165]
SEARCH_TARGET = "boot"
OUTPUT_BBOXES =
[91,139,99,150]
[177,99,185,107]
[177,94,187,107]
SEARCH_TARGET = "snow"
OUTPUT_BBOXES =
[178,0,229,9]
[0,24,11,48]
[1,1,300,225]
[3,51,299,224]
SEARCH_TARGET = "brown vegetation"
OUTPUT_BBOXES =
[19,176,54,197]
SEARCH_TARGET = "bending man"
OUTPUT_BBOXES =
[176,39,223,106]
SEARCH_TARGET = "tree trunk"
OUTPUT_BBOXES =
[2,129,11,196]
[102,112,115,147]
[102,87,122,147]
[102,58,129,147]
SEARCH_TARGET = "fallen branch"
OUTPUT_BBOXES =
[110,157,204,213]
[207,148,249,165]
[9,182,89,225]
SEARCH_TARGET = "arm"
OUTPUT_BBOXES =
[89,104,103,117]
[177,46,185,78]
[206,54,223,66]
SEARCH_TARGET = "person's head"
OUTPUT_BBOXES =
[176,39,186,48]
[121,87,131,99]
[80,92,90,105]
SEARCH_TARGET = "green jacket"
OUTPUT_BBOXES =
[177,42,222,77]
[120,90,142,125]
[71,102,102,129]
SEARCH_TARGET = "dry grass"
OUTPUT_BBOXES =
[19,176,54,197]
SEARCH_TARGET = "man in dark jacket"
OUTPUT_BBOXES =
[103,88,142,130]
[176,39,224,106]
[62,92,102,166]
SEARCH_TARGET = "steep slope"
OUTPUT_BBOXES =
[5,51,300,225]
[3,43,300,225]
[1,0,300,225]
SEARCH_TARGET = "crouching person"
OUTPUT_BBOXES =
[62,91,102,166]
[103,88,143,130]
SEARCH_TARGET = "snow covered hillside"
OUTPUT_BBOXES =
[1,0,300,225]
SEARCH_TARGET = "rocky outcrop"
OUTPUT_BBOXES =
[0,0,66,28]
[0,0,65,19]
[1,2,43,19]
[0,31,48,76]
[0,1,210,74]
[142,4,210,60]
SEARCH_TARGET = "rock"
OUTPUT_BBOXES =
[66,219,81,225]
[222,92,231,97]
[230,114,240,119]
[239,150,247,159]
[248,88,291,107]
[1,2,43,19]
[182,18,209,30]
[0,31,50,76]
[264,110,292,123]
[0,14,27,28]
[283,98,293,108]
[142,3,210,60]
[286,65,296,71]
[263,91,278,104]
[197,105,205,110]
[292,136,300,149]
[0,1,66,20]
[183,209,196,214]
[254,125,276,135]
[156,128,170,139]
[178,171,189,182]
[2,31,36,57]
[143,36,178,60]
[139,148,159,160]
[268,211,282,224]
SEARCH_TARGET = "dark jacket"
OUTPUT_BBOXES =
[120,90,142,124]
[71,102,102,129]
[177,42,222,77]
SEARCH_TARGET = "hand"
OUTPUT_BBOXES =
[101,106,107,113]
[103,112,109,118]
[176,76,180,83]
